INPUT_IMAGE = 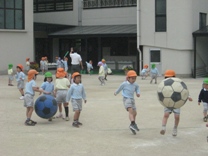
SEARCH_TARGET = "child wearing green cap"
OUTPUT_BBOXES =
[8,64,14,86]
[150,64,159,84]
[198,78,208,122]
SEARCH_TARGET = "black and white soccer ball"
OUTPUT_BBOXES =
[157,78,189,109]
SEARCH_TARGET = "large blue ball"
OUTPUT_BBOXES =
[35,95,58,119]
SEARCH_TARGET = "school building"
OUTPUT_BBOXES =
[1,0,208,77]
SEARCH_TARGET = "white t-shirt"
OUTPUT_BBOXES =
[70,52,82,65]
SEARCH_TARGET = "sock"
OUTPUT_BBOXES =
[26,118,30,122]
[64,107,68,117]
[162,125,166,130]
[131,121,135,125]
[22,94,24,96]
[173,125,177,129]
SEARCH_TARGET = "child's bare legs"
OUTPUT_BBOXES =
[203,103,208,122]
[56,103,63,118]
[128,108,139,133]
[26,107,33,119]
[160,112,170,135]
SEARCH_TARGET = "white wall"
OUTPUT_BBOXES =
[0,1,34,74]
[82,7,137,26]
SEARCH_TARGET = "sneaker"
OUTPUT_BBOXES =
[19,96,24,100]
[72,122,79,128]
[203,117,207,122]
[65,117,69,121]
[172,128,177,137]
[160,130,166,135]
[129,125,136,135]
[77,121,83,125]
[25,120,35,126]
[30,120,37,124]
[48,118,52,121]
[56,114,63,118]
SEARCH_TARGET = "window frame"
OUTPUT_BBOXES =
[0,0,25,30]
[155,0,166,32]
[199,12,207,30]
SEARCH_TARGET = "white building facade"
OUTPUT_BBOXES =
[139,0,208,77]
[0,0,33,74]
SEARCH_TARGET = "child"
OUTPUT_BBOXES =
[102,59,108,80]
[122,65,133,76]
[98,61,105,86]
[141,64,149,80]
[160,70,192,136]
[44,57,48,72]
[25,58,30,73]
[8,64,14,86]
[150,64,159,84]
[40,71,55,121]
[63,57,68,72]
[24,69,42,126]
[54,68,70,121]
[86,60,93,75]
[66,72,87,128]
[15,64,25,100]
[114,70,140,135]
[40,57,45,75]
[198,78,208,122]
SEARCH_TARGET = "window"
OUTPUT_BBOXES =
[34,0,73,13]
[0,0,24,29]
[155,0,166,32]
[83,0,137,9]
[150,50,160,62]
[200,13,207,29]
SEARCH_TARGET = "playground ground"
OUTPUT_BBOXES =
[0,73,207,156]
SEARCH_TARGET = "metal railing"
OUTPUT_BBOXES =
[83,0,137,9]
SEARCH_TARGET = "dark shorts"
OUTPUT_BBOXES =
[71,64,80,75]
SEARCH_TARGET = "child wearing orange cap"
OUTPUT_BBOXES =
[24,69,42,126]
[66,72,86,128]
[114,70,140,135]
[54,68,70,121]
[15,64,25,100]
[141,64,149,80]
[25,58,30,73]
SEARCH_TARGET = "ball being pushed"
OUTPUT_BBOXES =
[157,78,189,109]
[35,95,58,119]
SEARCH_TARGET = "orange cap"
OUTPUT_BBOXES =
[27,69,38,82]
[101,59,106,63]
[56,68,65,78]
[72,72,81,79]
[164,70,176,77]
[17,64,23,71]
[127,70,137,77]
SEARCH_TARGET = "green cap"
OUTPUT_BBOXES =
[203,78,208,84]
[151,64,155,68]
[44,72,52,78]
[8,64,13,69]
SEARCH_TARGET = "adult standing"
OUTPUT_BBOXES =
[69,47,83,75]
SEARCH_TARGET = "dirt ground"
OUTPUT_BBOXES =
[0,73,207,156]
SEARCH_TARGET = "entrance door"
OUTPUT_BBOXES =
[150,49,161,76]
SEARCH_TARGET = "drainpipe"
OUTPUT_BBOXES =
[137,0,142,74]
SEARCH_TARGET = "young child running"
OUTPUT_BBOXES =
[8,64,14,86]
[66,72,87,128]
[15,64,25,100]
[150,64,159,84]
[160,70,192,136]
[40,72,55,121]
[98,61,105,86]
[114,70,140,135]
[102,59,108,80]
[141,64,149,80]
[198,78,208,122]
[24,69,42,126]
[86,60,93,75]
[54,68,70,121]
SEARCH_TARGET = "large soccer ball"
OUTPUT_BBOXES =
[35,95,58,119]
[157,78,189,109]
